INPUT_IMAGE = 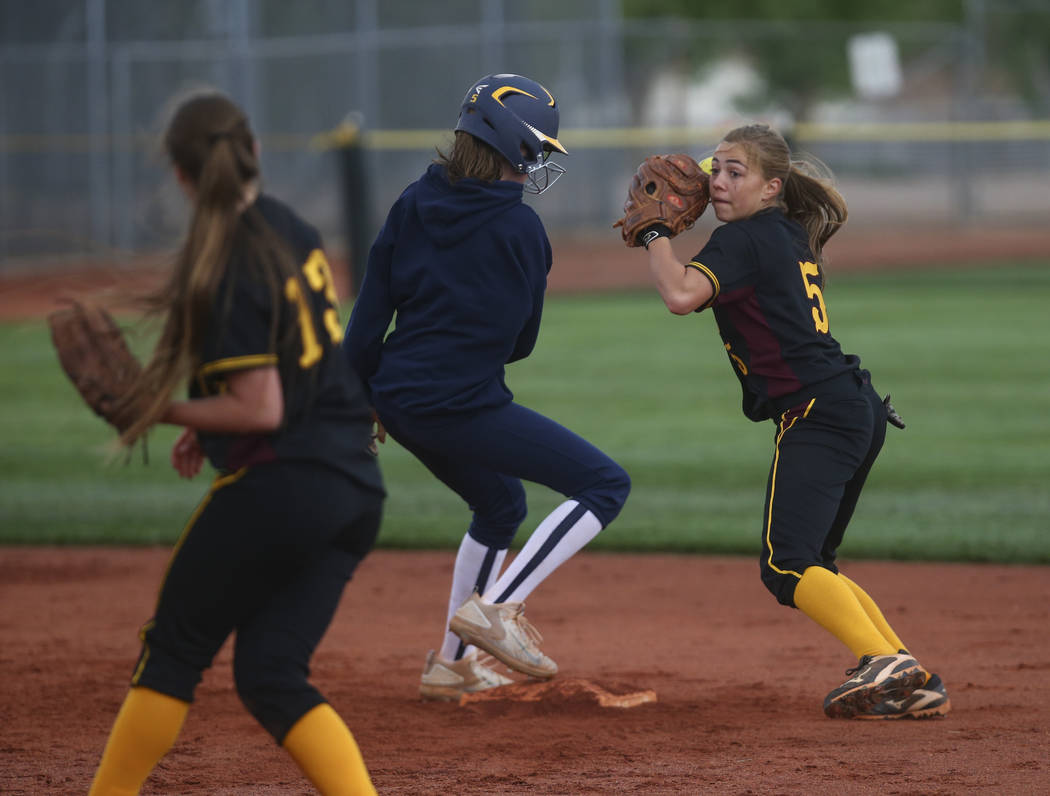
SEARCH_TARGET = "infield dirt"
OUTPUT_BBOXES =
[1,548,1048,794]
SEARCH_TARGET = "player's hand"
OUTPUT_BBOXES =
[171,427,205,479]
[368,412,387,456]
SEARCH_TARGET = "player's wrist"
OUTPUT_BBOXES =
[638,224,672,249]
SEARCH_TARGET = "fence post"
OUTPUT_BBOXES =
[327,114,371,299]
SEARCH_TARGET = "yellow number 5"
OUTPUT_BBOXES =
[798,261,829,334]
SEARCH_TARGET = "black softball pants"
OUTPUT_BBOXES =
[131,460,382,743]
[759,370,888,607]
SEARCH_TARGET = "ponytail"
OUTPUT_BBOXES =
[117,93,302,447]
[781,160,848,265]
[722,124,848,267]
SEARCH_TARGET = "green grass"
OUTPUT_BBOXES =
[2,263,1048,562]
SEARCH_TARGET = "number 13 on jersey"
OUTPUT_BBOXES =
[798,260,829,334]
[285,249,343,368]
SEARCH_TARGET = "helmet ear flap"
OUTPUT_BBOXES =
[517,139,543,172]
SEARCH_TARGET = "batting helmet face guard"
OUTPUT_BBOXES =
[455,74,568,194]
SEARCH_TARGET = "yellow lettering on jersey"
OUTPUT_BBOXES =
[302,249,344,345]
[285,277,323,368]
[303,249,339,304]
[725,342,748,375]
[322,308,343,344]
[798,261,830,334]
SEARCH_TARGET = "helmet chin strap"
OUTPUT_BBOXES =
[523,160,566,195]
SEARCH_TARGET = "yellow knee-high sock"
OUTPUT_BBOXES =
[838,573,908,653]
[282,703,377,796]
[793,566,897,660]
[88,687,190,796]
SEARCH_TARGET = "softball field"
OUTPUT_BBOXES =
[2,228,1048,794]
[2,548,1048,794]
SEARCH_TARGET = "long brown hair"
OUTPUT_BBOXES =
[117,92,302,446]
[722,124,848,266]
[435,130,506,183]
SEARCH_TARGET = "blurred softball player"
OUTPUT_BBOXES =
[88,92,385,794]
[343,74,630,699]
[622,123,949,720]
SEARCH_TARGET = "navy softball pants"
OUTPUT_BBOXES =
[376,400,630,548]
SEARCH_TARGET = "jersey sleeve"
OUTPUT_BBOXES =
[199,274,278,381]
[685,223,760,310]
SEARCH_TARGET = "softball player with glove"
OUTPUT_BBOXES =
[620,123,949,720]
[344,74,630,699]
[88,93,385,795]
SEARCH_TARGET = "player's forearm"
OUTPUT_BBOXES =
[645,238,713,315]
[161,395,280,433]
[161,366,284,433]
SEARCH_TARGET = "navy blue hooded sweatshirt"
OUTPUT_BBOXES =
[343,163,552,416]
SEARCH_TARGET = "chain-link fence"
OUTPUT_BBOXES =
[2,0,1048,268]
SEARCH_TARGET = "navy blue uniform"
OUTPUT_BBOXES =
[133,195,384,743]
[688,208,887,606]
[344,164,628,549]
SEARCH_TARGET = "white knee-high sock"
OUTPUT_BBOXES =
[440,533,506,660]
[484,500,602,605]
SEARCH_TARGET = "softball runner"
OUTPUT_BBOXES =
[631,124,949,720]
[88,93,385,794]
[343,74,630,699]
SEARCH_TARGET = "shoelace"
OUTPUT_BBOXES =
[510,605,545,651]
[844,655,874,677]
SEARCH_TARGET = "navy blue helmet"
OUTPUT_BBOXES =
[455,74,568,194]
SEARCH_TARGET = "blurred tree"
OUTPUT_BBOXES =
[623,1,963,23]
[988,3,1050,114]
[623,0,1049,117]
[622,1,966,119]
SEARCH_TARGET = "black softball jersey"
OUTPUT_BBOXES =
[190,194,383,494]
[686,208,860,422]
